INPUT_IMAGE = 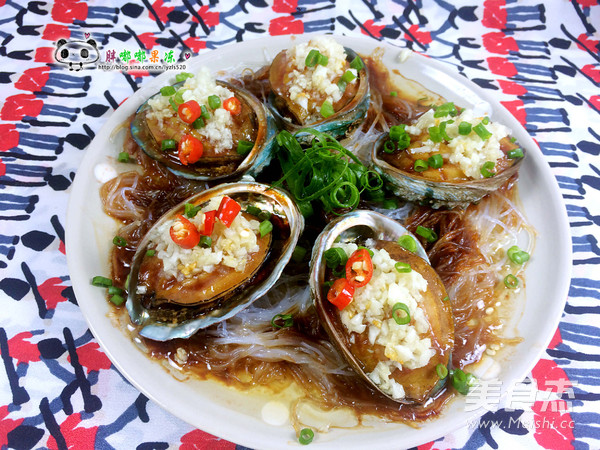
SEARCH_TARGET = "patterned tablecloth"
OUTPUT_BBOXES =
[1,1,599,449]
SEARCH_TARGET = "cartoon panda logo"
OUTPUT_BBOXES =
[54,38,100,71]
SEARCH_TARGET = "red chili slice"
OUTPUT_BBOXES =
[223,97,242,115]
[177,100,201,124]
[178,134,203,165]
[327,278,355,310]
[216,196,241,228]
[201,210,216,236]
[169,214,200,249]
[345,248,374,288]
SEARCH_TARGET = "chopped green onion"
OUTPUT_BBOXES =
[184,203,202,218]
[108,286,123,296]
[341,70,356,83]
[365,189,385,203]
[305,49,320,67]
[389,124,405,142]
[428,154,444,169]
[357,246,374,257]
[192,117,205,129]
[200,104,210,119]
[208,95,221,110]
[414,159,428,172]
[474,122,492,140]
[350,56,364,71]
[433,102,458,118]
[117,152,130,163]
[507,245,530,264]
[317,53,329,66]
[439,121,452,141]
[390,91,398,97]
[274,129,372,213]
[110,294,125,306]
[245,205,262,216]
[397,235,417,253]
[451,368,475,395]
[92,276,112,287]
[258,210,272,221]
[332,266,346,278]
[392,302,411,325]
[320,100,334,118]
[510,136,517,143]
[161,139,176,151]
[360,171,383,191]
[504,274,519,288]
[337,79,347,92]
[199,236,212,248]
[383,140,396,153]
[146,249,156,257]
[382,198,398,209]
[113,236,127,247]
[481,161,496,178]
[329,182,359,208]
[416,225,437,243]
[482,116,490,125]
[324,247,348,268]
[292,245,307,262]
[259,220,273,237]
[436,363,448,379]
[169,97,178,111]
[160,85,176,96]
[297,201,313,218]
[507,148,524,159]
[237,140,254,156]
[395,262,412,273]
[458,121,472,135]
[429,125,443,143]
[299,428,314,445]
[443,296,450,302]
[175,72,194,82]
[271,313,294,329]
[173,90,185,105]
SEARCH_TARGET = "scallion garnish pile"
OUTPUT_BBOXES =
[274,129,385,216]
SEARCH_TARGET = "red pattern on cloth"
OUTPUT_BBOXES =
[5,332,40,364]
[47,414,98,450]
[268,16,304,35]
[180,429,236,450]
[67,342,112,374]
[0,406,24,448]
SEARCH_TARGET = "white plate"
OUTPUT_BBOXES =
[66,35,572,449]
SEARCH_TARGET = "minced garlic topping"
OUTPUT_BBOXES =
[146,67,235,154]
[334,242,434,400]
[406,108,510,179]
[286,36,356,116]
[150,196,260,280]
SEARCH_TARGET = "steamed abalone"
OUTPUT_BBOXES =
[372,103,525,208]
[310,210,454,403]
[127,182,304,341]
[268,36,370,139]
[131,68,277,181]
